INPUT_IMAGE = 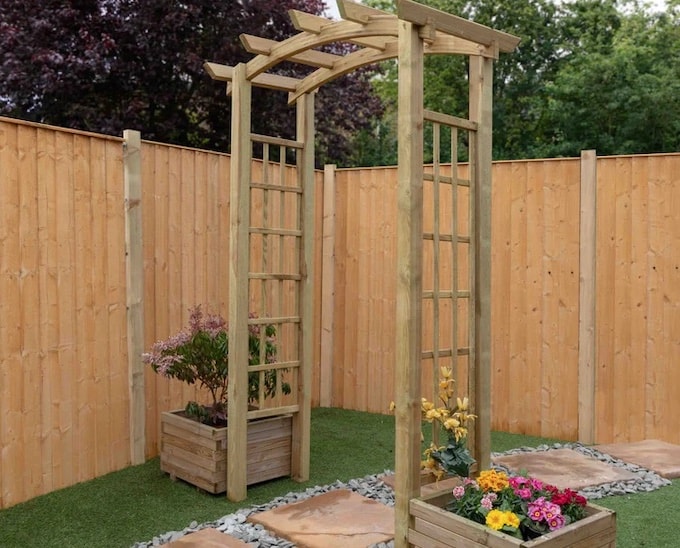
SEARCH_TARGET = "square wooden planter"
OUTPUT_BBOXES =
[160,410,293,494]
[409,489,616,548]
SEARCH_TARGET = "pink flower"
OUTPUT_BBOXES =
[463,478,480,489]
[480,493,496,510]
[529,478,544,490]
[528,497,548,522]
[529,507,543,521]
[548,513,566,531]
[452,486,465,499]
[542,502,561,521]
[509,476,528,489]
[515,487,532,499]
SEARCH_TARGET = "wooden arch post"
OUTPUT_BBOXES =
[394,18,424,546]
[226,63,252,502]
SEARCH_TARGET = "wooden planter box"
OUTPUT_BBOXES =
[409,489,616,548]
[160,410,292,494]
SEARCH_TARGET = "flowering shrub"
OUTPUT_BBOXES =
[420,367,476,479]
[446,469,588,540]
[143,306,290,425]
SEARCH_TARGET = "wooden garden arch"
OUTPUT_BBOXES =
[205,0,519,543]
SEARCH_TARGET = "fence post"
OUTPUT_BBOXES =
[578,149,597,444]
[123,129,146,464]
[319,164,336,407]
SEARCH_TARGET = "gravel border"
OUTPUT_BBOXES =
[133,443,671,547]
[131,473,395,547]
[491,442,671,499]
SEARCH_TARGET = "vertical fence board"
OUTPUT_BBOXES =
[37,128,58,492]
[0,121,22,506]
[17,125,42,499]
[73,134,95,481]
[332,169,348,408]
[595,159,616,442]
[166,146,184,407]
[613,157,634,442]
[343,171,360,410]
[523,161,545,436]
[141,142,158,457]
[105,139,129,468]
[490,162,512,433]
[578,151,597,443]
[54,131,76,489]
[320,165,336,407]
[88,136,110,477]
[510,160,529,433]
[629,156,649,442]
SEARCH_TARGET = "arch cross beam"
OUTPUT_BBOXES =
[245,17,399,81]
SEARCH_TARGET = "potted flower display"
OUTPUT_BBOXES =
[143,306,293,493]
[409,468,616,547]
[407,368,616,547]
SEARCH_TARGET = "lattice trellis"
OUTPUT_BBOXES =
[247,134,306,415]
[422,111,478,451]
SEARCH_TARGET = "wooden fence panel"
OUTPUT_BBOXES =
[2,114,680,508]
[140,143,232,456]
[327,155,680,446]
[595,155,680,444]
[468,158,581,441]
[332,167,399,413]
[0,119,129,508]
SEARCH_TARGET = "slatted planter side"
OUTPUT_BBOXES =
[409,491,616,548]
[160,411,292,494]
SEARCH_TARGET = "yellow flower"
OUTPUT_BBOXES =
[422,400,435,412]
[457,396,469,411]
[439,384,455,401]
[440,366,452,379]
[424,408,442,421]
[485,509,505,530]
[389,401,396,411]
[443,417,460,431]
[452,426,468,441]
[478,470,509,492]
[504,511,520,529]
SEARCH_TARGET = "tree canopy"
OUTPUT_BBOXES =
[2,0,678,166]
[0,0,383,165]
[351,0,680,166]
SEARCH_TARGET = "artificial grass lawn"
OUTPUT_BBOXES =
[0,408,676,547]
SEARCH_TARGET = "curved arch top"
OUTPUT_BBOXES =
[245,17,399,81]
[205,0,519,99]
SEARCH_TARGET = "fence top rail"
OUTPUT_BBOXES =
[0,115,124,142]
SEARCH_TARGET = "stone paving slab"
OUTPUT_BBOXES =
[248,489,394,548]
[165,528,255,547]
[595,439,680,479]
[493,448,638,490]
